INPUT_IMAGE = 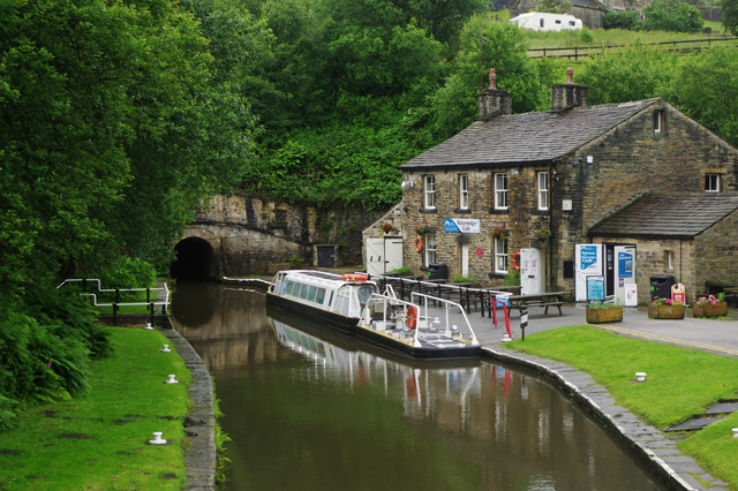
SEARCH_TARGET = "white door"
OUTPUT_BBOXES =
[575,244,603,301]
[460,244,469,277]
[366,238,403,275]
[613,245,636,304]
[520,248,544,295]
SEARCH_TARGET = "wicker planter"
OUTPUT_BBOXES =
[586,306,623,323]
[648,303,685,319]
[693,302,728,318]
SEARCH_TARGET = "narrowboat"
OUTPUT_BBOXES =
[266,270,379,334]
[357,290,482,360]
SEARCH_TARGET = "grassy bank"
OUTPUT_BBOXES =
[508,326,738,487]
[0,327,191,489]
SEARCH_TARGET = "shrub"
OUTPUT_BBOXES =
[642,0,704,33]
[603,11,641,30]
[99,256,157,290]
[504,268,520,286]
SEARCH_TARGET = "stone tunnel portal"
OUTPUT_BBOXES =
[171,237,217,281]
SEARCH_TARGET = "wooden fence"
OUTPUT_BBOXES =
[527,36,738,59]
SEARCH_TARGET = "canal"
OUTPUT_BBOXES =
[171,283,663,490]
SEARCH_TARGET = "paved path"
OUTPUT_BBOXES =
[469,304,737,490]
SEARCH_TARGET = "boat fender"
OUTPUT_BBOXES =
[342,273,368,282]
[512,251,521,270]
[407,306,418,330]
[413,236,423,253]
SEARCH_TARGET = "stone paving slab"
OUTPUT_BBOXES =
[481,342,725,490]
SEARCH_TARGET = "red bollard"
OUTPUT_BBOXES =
[503,304,512,339]
[491,296,498,328]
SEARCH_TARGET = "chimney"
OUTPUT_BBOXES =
[551,67,588,112]
[478,68,512,120]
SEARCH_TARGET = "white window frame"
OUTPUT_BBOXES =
[654,110,664,134]
[459,174,469,210]
[665,250,674,271]
[424,175,436,209]
[494,236,507,274]
[705,174,720,193]
[494,173,508,210]
[424,233,437,266]
[537,171,549,211]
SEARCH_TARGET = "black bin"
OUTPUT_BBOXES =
[650,274,675,300]
[428,263,448,281]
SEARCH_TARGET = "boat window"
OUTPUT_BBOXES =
[316,287,326,304]
[327,290,334,307]
[357,285,374,308]
[285,280,295,296]
[307,285,317,302]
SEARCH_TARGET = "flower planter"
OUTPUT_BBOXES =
[648,304,685,319]
[693,302,728,318]
[586,306,623,323]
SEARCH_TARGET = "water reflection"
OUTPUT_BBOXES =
[171,284,662,490]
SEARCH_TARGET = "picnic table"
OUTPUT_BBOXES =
[506,291,570,316]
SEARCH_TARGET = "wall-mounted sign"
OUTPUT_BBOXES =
[443,218,480,234]
[475,246,484,258]
[579,245,598,270]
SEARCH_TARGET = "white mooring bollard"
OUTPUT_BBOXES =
[148,432,167,445]
[144,322,154,330]
[635,372,647,382]
[165,374,179,384]
[732,427,738,438]
[160,344,171,353]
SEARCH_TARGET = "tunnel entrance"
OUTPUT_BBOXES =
[171,237,217,281]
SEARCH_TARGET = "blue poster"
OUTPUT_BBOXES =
[443,218,460,233]
[618,252,633,279]
[580,245,598,270]
[587,276,605,301]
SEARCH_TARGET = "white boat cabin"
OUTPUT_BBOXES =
[271,270,378,318]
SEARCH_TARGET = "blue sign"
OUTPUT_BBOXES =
[580,245,598,270]
[443,218,460,233]
[587,276,605,301]
[618,252,633,279]
[443,218,480,234]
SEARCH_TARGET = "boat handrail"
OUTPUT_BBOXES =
[363,293,422,346]
[410,292,479,346]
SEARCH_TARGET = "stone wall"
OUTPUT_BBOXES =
[187,194,381,275]
[695,209,738,295]
[592,236,696,304]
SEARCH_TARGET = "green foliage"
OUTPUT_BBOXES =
[587,300,621,309]
[536,0,572,13]
[388,266,412,274]
[579,45,676,104]
[504,268,520,286]
[98,256,157,291]
[603,11,640,30]
[452,275,476,283]
[667,47,738,147]
[723,0,738,34]
[642,0,704,33]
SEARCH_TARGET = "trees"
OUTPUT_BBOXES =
[722,0,738,34]
[642,0,704,33]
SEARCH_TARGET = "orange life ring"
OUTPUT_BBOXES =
[512,252,521,270]
[413,236,423,253]
[407,306,418,330]
[342,273,368,282]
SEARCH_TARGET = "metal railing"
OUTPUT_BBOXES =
[411,292,479,346]
[57,278,170,325]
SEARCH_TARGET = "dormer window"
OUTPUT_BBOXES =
[705,173,721,193]
[654,110,665,135]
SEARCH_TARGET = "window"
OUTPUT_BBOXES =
[540,18,544,28]
[665,251,674,271]
[555,19,562,24]
[459,174,469,210]
[494,173,508,210]
[424,175,436,209]
[537,171,549,211]
[494,236,508,274]
[705,174,720,193]
[424,233,437,266]
[654,110,665,134]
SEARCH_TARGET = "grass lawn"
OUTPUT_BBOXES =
[508,325,738,487]
[0,327,191,489]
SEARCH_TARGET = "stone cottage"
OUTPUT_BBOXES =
[363,68,738,304]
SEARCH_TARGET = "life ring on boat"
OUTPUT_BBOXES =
[512,252,521,270]
[407,306,418,330]
[342,273,368,282]
[413,236,423,253]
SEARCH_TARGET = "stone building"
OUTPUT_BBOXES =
[364,68,738,303]
[510,0,608,29]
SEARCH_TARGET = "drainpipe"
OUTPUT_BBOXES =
[548,160,555,290]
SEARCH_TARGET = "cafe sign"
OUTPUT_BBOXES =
[443,218,480,234]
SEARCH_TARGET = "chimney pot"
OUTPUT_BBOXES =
[552,68,587,112]
[478,67,512,120]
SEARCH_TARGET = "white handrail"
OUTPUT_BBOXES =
[58,278,170,308]
[410,291,479,345]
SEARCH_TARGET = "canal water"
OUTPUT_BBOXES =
[171,283,663,490]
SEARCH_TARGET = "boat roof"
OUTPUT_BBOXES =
[282,270,376,285]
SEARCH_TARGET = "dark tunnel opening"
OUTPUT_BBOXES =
[170,237,216,282]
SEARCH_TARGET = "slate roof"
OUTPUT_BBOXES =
[589,194,738,238]
[400,98,658,169]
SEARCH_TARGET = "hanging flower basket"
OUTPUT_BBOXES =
[415,222,428,234]
[490,226,507,240]
[535,228,552,241]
